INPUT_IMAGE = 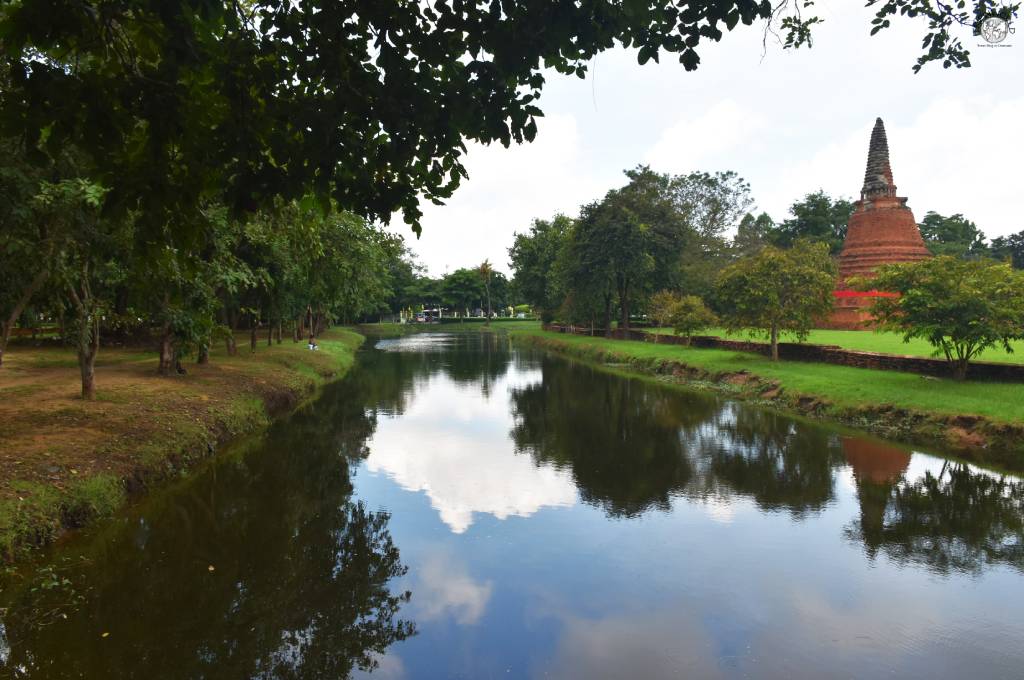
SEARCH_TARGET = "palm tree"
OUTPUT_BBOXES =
[477,259,493,326]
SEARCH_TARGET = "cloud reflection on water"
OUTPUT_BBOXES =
[365,367,577,533]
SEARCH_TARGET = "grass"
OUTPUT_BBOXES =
[0,328,363,560]
[511,329,1024,425]
[642,327,1024,364]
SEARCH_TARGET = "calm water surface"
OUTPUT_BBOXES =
[2,332,1023,679]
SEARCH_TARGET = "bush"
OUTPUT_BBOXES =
[670,295,717,344]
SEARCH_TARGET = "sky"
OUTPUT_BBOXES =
[395,2,1023,277]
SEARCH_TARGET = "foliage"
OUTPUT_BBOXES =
[0,135,409,393]
[991,231,1024,269]
[770,190,854,256]
[670,295,718,343]
[442,268,486,315]
[715,240,836,360]
[918,211,988,259]
[478,259,493,322]
[509,215,574,322]
[733,211,776,256]
[1,1,997,242]
[648,290,683,330]
[858,257,1024,380]
[867,0,1021,73]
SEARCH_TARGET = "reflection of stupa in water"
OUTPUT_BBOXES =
[842,437,911,484]
[842,437,911,548]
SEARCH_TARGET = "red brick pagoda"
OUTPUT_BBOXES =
[827,118,931,329]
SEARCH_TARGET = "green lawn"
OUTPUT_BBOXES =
[513,330,1024,424]
[642,327,1024,365]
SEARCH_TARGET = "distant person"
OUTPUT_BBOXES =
[308,335,318,351]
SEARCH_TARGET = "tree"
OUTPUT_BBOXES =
[552,213,616,334]
[36,179,127,399]
[489,272,511,315]
[715,241,836,361]
[671,295,718,345]
[918,211,988,258]
[770,191,855,255]
[1,1,994,240]
[857,257,1024,380]
[442,268,484,316]
[576,192,654,330]
[0,138,87,368]
[733,211,776,256]
[653,168,749,300]
[477,259,494,325]
[509,216,573,322]
[670,170,754,241]
[990,231,1024,269]
[648,290,683,333]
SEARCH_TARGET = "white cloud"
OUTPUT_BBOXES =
[645,99,765,173]
[402,114,607,277]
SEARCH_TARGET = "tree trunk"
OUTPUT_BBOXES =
[277,320,283,344]
[267,318,273,346]
[954,358,969,381]
[769,323,779,362]
[293,317,300,342]
[602,293,613,339]
[485,285,491,326]
[67,265,100,398]
[618,279,630,330]
[225,309,238,356]
[77,314,99,400]
[157,291,174,375]
[197,344,209,364]
[0,267,49,368]
[158,328,174,375]
[250,313,258,353]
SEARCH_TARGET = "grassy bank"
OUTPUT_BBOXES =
[510,329,1024,466]
[0,329,363,560]
[642,327,1024,364]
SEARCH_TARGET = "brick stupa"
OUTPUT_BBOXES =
[827,118,931,329]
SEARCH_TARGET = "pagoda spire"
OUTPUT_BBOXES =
[861,117,896,199]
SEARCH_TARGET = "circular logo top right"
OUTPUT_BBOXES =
[979,16,1010,43]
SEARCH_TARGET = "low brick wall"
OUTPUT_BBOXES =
[540,324,1024,382]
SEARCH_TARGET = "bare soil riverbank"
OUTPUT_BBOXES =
[0,329,363,561]
[510,329,1024,471]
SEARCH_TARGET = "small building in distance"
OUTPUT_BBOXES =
[827,118,931,329]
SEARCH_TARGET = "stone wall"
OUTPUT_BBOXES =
[541,324,1024,382]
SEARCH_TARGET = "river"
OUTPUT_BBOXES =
[2,331,1023,679]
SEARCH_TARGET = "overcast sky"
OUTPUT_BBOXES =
[397,1,1023,277]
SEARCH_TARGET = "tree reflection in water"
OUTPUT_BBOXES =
[510,353,1024,571]
[844,437,1024,575]
[688,405,844,518]
[509,357,704,517]
[510,357,845,519]
[0,377,414,679]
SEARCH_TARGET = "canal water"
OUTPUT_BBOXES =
[2,332,1023,679]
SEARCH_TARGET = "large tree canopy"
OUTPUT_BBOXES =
[1,0,1008,237]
